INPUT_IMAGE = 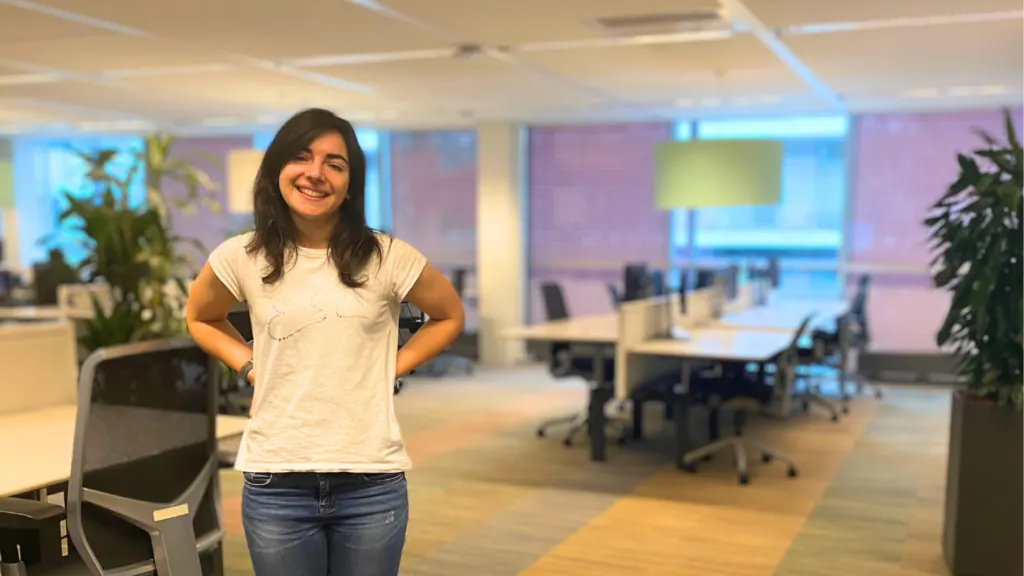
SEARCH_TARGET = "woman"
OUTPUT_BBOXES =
[185,108,464,575]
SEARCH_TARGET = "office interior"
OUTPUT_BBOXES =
[0,0,1021,575]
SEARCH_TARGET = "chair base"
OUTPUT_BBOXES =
[536,410,630,447]
[681,436,799,485]
[797,391,843,422]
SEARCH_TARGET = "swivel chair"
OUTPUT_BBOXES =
[681,317,812,485]
[0,339,225,575]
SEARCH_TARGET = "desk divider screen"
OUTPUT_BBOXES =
[615,296,679,399]
[0,320,78,415]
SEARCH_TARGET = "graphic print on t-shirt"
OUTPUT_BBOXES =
[266,292,329,341]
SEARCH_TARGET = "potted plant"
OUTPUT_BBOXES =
[924,108,1022,576]
[55,134,218,352]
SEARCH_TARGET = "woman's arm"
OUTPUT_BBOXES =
[185,263,255,384]
[397,265,465,376]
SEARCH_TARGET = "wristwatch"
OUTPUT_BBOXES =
[239,359,254,383]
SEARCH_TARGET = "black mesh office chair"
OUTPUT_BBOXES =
[535,282,622,447]
[0,339,225,575]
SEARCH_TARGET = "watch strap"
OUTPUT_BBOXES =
[239,359,254,382]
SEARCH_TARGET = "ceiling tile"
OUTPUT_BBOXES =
[29,0,450,59]
[382,0,722,45]
[789,20,1023,93]
[0,35,221,73]
[743,0,1023,27]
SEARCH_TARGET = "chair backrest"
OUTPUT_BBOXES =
[451,268,467,297]
[66,338,220,576]
[607,283,622,309]
[540,282,569,321]
[226,303,253,342]
[776,315,815,388]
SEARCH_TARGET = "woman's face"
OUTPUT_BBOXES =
[277,131,350,222]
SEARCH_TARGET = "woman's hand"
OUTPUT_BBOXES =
[246,369,256,417]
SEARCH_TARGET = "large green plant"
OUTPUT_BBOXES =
[924,108,1023,410]
[58,134,217,351]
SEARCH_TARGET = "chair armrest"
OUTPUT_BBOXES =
[0,497,65,567]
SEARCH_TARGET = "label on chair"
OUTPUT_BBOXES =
[153,503,189,522]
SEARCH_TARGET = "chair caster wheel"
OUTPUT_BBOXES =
[738,474,750,485]
[787,467,799,478]
[682,463,699,474]
[617,436,628,445]
[801,401,810,412]
[536,429,545,438]
[762,453,773,463]
[702,454,713,462]
[562,439,572,447]
[842,405,850,415]
[875,390,883,399]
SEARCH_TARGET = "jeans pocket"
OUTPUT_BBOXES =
[358,472,405,486]
[242,472,274,487]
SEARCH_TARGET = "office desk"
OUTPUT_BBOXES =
[631,329,795,360]
[0,405,249,497]
[716,299,850,332]
[502,313,618,343]
[503,314,618,462]
[0,305,96,322]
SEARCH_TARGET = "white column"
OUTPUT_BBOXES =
[0,208,18,273]
[475,123,528,367]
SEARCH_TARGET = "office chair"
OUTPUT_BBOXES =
[216,306,255,416]
[535,282,625,447]
[796,275,882,410]
[607,284,622,309]
[680,317,812,485]
[0,339,225,575]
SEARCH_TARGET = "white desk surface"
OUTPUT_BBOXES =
[0,405,249,497]
[502,314,618,344]
[716,298,850,332]
[0,306,91,321]
[630,328,794,363]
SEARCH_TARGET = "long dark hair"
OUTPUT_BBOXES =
[245,108,382,288]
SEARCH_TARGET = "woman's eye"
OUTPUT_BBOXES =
[329,164,344,172]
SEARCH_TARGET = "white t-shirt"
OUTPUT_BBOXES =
[207,231,427,473]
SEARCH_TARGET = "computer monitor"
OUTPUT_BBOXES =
[694,269,718,290]
[650,269,666,297]
[724,265,739,300]
[622,263,650,302]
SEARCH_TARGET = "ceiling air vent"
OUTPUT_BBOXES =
[593,10,726,35]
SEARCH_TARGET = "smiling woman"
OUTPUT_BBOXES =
[184,108,464,576]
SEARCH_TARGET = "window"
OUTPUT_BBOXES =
[13,136,145,268]
[669,115,849,299]
[252,128,384,229]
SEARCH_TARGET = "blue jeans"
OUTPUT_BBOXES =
[241,471,408,576]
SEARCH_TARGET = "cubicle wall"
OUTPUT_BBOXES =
[0,320,78,415]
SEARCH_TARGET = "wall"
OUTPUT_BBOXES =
[527,122,673,321]
[389,130,477,268]
[164,136,253,266]
[848,108,1023,352]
